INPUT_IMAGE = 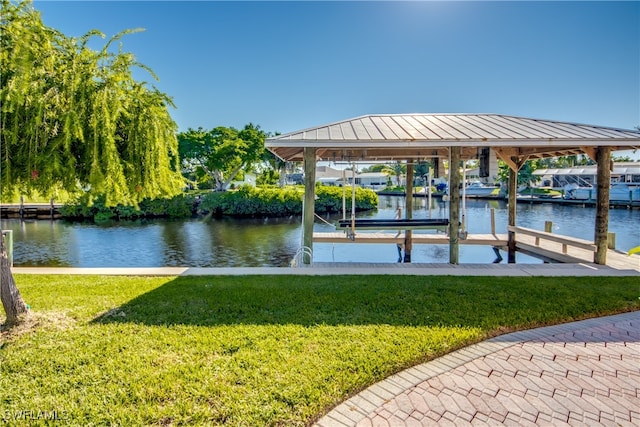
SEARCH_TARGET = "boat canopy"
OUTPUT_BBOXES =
[266,113,640,163]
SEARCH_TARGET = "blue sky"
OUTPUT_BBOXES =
[34,1,639,143]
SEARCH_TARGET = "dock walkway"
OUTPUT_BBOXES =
[12,261,639,276]
[313,230,640,272]
[0,203,62,219]
[514,234,636,270]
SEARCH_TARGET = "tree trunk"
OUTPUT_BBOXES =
[1,234,29,326]
[212,170,225,191]
[221,163,246,190]
[278,163,286,188]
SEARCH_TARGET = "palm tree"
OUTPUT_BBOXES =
[382,161,406,187]
[496,161,541,189]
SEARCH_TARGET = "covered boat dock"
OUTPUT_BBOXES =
[265,113,640,266]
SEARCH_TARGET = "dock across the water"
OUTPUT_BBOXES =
[0,202,62,219]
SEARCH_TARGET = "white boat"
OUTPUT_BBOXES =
[563,183,640,201]
[462,181,504,198]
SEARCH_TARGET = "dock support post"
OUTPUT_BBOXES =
[427,169,432,218]
[341,169,346,220]
[493,149,527,264]
[490,208,496,235]
[507,166,517,263]
[449,147,460,264]
[404,162,413,263]
[302,147,316,265]
[594,146,610,265]
[544,221,553,233]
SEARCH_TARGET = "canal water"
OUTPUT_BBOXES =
[2,196,638,267]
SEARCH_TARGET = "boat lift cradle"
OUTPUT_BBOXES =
[335,218,451,240]
[333,166,454,241]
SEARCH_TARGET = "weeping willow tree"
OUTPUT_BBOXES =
[0,0,184,325]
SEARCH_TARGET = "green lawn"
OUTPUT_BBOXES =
[1,275,638,426]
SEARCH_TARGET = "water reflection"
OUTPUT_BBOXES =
[2,196,638,267]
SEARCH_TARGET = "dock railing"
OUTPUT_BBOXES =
[507,225,597,254]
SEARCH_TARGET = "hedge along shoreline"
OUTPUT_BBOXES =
[198,185,378,218]
[59,193,199,222]
[59,185,379,222]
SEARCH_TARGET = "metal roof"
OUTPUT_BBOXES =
[534,164,640,176]
[265,114,640,162]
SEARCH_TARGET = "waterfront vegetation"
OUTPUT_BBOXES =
[198,185,378,218]
[59,185,379,222]
[59,193,200,222]
[1,274,638,426]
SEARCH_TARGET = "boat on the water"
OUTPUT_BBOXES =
[463,181,504,198]
[563,182,640,202]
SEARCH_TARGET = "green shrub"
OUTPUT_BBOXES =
[59,194,118,220]
[62,187,377,220]
[169,195,196,217]
[198,186,300,217]
[315,185,378,212]
[114,204,140,219]
[198,185,377,218]
[61,194,197,221]
[138,198,167,217]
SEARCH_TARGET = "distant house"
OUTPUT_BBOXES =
[355,172,388,190]
[287,165,390,190]
[316,166,343,180]
[333,171,389,190]
[533,162,640,188]
[285,166,346,186]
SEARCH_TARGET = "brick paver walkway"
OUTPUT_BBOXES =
[315,311,640,426]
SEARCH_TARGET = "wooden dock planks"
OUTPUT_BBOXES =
[515,233,639,271]
[0,203,62,219]
[313,230,639,272]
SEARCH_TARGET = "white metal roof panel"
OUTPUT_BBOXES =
[360,116,384,140]
[535,165,640,175]
[425,115,471,139]
[483,115,544,139]
[266,113,640,161]
[406,115,444,139]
